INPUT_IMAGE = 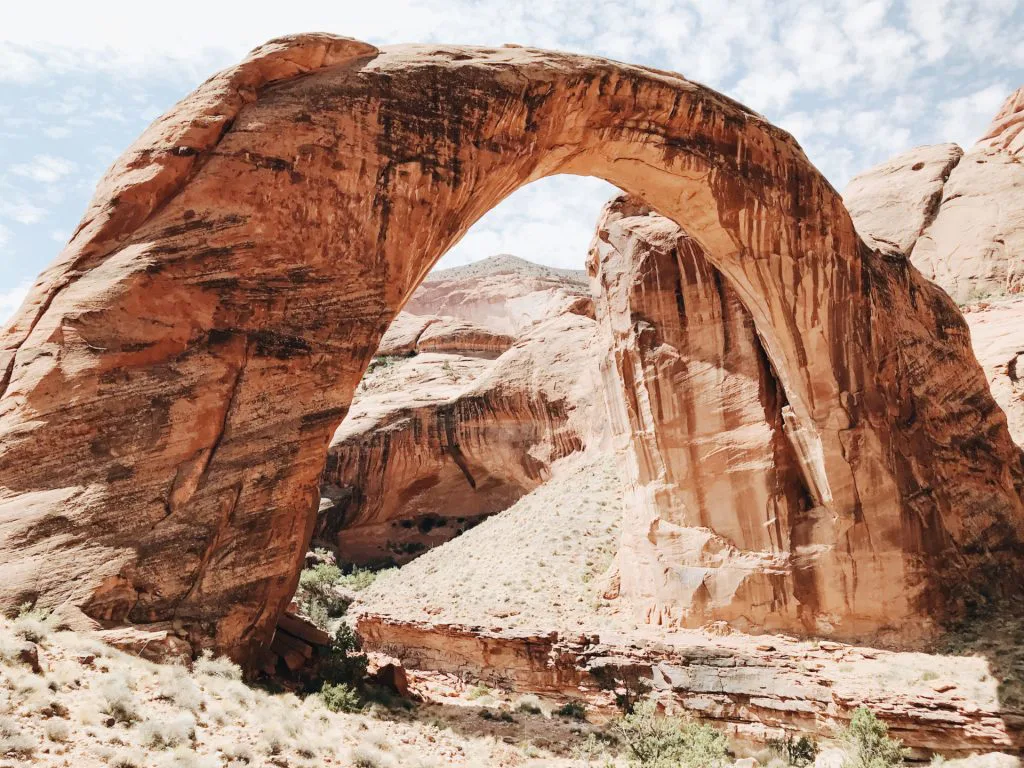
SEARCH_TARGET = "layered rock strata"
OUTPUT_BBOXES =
[0,34,1020,661]
[319,310,603,564]
[357,615,1023,756]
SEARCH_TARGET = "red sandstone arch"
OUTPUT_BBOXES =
[0,34,1021,661]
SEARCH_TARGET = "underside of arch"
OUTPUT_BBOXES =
[0,34,1021,663]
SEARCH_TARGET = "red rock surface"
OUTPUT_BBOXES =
[357,614,1022,755]
[0,35,1020,662]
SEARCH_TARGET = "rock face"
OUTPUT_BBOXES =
[317,260,602,565]
[356,615,1022,755]
[844,87,1024,303]
[0,34,1021,662]
[591,193,1024,642]
[963,298,1024,449]
[403,254,591,334]
[591,197,807,634]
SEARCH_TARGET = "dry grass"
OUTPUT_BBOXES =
[0,614,620,767]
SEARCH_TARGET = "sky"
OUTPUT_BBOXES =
[1,0,1021,321]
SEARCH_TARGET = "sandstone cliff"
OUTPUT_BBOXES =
[589,190,1024,643]
[844,87,1024,303]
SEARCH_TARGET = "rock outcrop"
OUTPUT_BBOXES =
[357,614,1023,755]
[591,193,1024,643]
[844,87,1024,303]
[403,254,591,334]
[963,298,1024,449]
[591,196,808,635]
[0,34,1021,662]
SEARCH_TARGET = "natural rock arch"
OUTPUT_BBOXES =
[0,34,1021,662]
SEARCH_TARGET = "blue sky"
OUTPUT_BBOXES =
[1,0,1021,320]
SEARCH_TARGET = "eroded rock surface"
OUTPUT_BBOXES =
[357,615,1023,755]
[0,35,1021,661]
[590,194,1024,643]
[964,298,1024,449]
[591,196,809,634]
[404,254,591,334]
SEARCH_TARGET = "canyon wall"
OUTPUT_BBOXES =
[590,196,811,635]
[0,34,1020,661]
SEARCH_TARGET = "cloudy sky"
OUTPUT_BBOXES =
[1,0,1021,320]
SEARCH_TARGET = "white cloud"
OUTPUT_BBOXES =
[42,126,72,139]
[440,176,619,269]
[0,201,47,225]
[938,83,1011,148]
[0,223,9,248]
[0,280,31,324]
[0,0,1020,289]
[11,154,78,184]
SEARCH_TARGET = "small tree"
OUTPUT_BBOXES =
[319,624,369,685]
[841,707,907,768]
[613,699,728,768]
[592,662,652,713]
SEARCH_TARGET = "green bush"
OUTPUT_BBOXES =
[841,707,907,768]
[298,562,347,619]
[613,699,728,768]
[338,566,384,592]
[319,624,369,687]
[320,681,361,713]
[555,699,588,720]
[769,734,819,767]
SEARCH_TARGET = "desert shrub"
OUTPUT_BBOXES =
[319,624,369,686]
[320,681,362,713]
[479,708,515,723]
[350,744,398,768]
[613,699,729,768]
[297,561,354,623]
[555,699,588,720]
[339,566,384,592]
[138,712,196,749]
[44,719,70,742]
[0,715,35,757]
[768,734,819,767]
[592,663,652,713]
[109,747,147,768]
[12,602,55,643]
[467,684,490,700]
[193,649,242,680]
[98,672,141,723]
[571,732,617,762]
[157,666,204,712]
[514,694,543,715]
[841,706,907,768]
